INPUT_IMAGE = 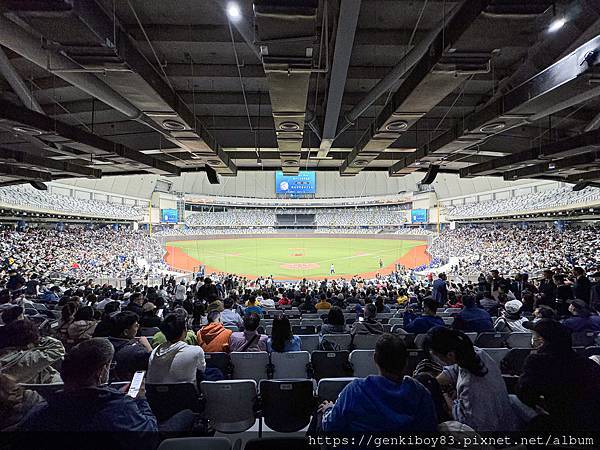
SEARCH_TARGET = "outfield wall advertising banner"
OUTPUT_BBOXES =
[275,171,316,194]
[411,208,428,223]
[161,208,179,223]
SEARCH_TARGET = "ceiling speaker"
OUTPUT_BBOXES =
[572,181,590,191]
[29,181,48,190]
[420,164,440,185]
[205,164,219,184]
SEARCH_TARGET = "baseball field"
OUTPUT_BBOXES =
[163,235,430,280]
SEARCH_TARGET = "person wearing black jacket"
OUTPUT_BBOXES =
[571,267,591,305]
[537,270,556,308]
[517,319,600,431]
[125,292,144,316]
[196,277,218,301]
[553,274,573,317]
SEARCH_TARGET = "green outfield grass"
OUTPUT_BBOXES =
[166,237,426,279]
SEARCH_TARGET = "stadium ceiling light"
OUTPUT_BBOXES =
[548,18,566,33]
[226,2,242,21]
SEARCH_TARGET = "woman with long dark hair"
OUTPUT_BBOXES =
[423,326,516,431]
[267,314,301,353]
[320,306,347,335]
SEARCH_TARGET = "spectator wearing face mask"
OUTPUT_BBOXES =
[424,327,517,432]
[561,299,600,333]
[19,338,169,449]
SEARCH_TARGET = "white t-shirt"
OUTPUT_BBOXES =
[146,341,206,384]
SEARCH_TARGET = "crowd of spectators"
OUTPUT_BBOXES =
[0,252,599,446]
[429,224,599,275]
[185,207,408,228]
[0,185,145,220]
[445,186,600,219]
[0,227,166,280]
[1,220,600,446]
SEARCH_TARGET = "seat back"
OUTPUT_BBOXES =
[388,318,403,327]
[474,332,510,348]
[200,380,257,433]
[403,350,426,376]
[349,350,377,377]
[298,334,320,352]
[413,334,427,349]
[501,348,532,375]
[351,333,380,350]
[482,348,510,367]
[139,327,160,337]
[19,383,64,399]
[225,325,239,332]
[442,317,454,326]
[301,319,323,327]
[259,380,315,433]
[270,351,310,379]
[157,437,231,450]
[205,352,232,379]
[584,346,600,357]
[394,332,416,349]
[292,325,317,335]
[230,352,269,382]
[322,334,351,350]
[311,351,351,380]
[146,383,201,422]
[505,332,532,349]
[317,377,356,401]
[571,331,599,348]
[376,313,394,320]
[244,437,313,450]
[464,332,478,343]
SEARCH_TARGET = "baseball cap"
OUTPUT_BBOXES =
[568,298,590,311]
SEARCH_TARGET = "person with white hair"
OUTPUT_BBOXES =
[494,300,529,332]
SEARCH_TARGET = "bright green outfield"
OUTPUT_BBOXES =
[166,237,425,279]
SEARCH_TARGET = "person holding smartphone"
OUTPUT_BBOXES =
[20,338,158,448]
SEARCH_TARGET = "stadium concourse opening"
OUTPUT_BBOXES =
[2,0,600,449]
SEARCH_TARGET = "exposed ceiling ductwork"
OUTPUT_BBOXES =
[0,6,236,177]
[0,98,180,176]
[318,0,361,158]
[254,0,319,175]
[389,34,600,176]
[0,0,599,184]
[66,0,237,175]
[340,0,492,176]
[461,127,600,179]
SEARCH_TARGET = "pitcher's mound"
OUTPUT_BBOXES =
[280,263,320,270]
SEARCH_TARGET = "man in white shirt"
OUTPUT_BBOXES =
[146,312,205,384]
[174,281,187,302]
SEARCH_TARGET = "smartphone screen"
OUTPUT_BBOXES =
[157,309,164,318]
[358,317,364,322]
[127,370,145,398]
